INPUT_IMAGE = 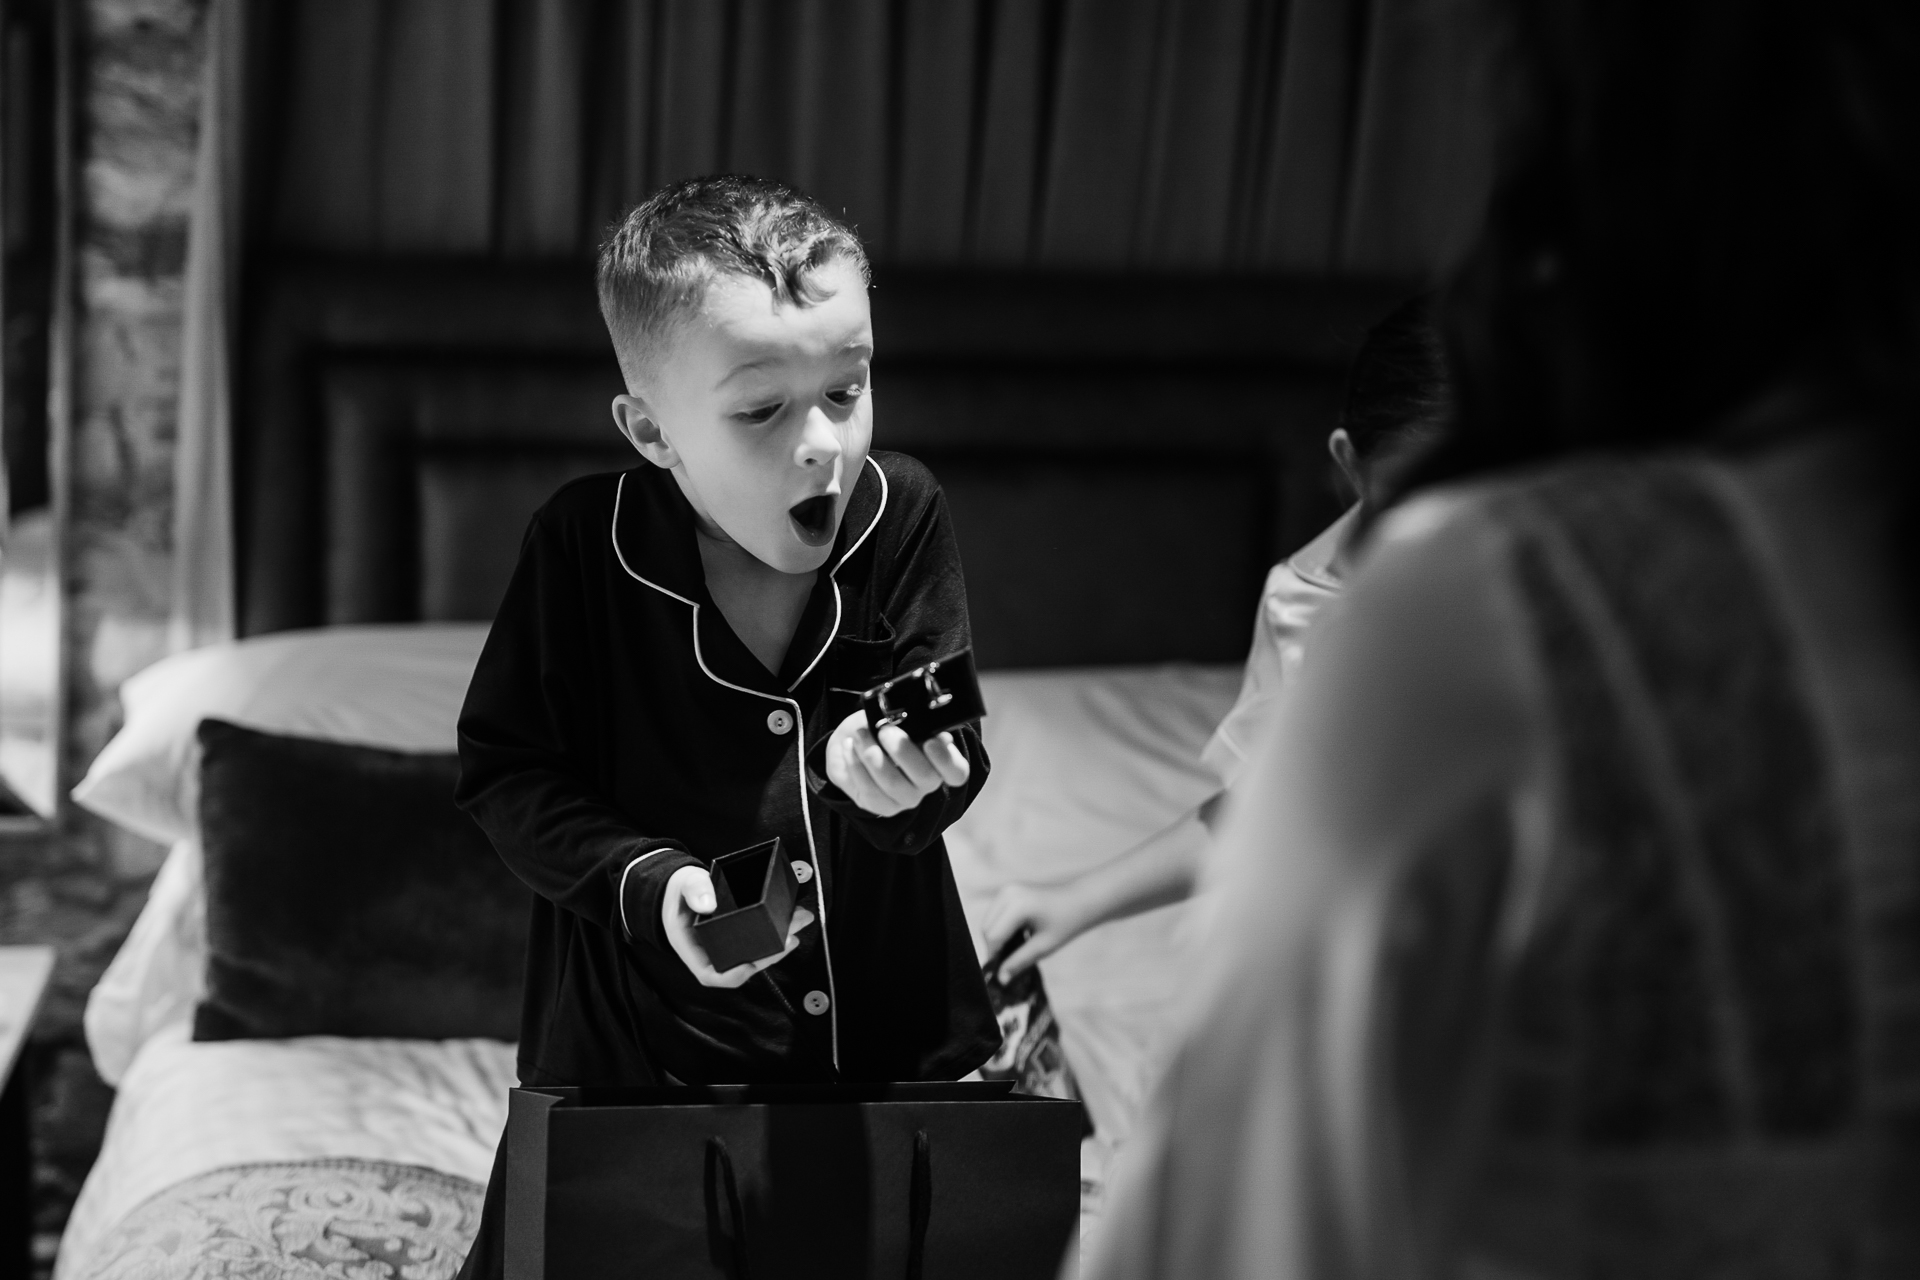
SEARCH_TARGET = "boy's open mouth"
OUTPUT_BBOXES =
[788,494,837,547]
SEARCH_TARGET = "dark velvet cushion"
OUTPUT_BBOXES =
[193,718,530,1041]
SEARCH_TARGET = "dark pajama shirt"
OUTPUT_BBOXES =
[452,452,998,1278]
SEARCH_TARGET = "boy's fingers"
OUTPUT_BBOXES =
[858,736,920,807]
[786,906,817,944]
[999,927,1060,981]
[685,874,716,915]
[856,731,901,782]
[981,905,1008,950]
[827,733,861,796]
[715,907,821,986]
[714,960,762,985]
[845,722,927,811]
[923,732,970,787]
[829,735,865,796]
[743,910,815,977]
[673,930,728,986]
[835,732,915,816]
[876,725,943,791]
[846,770,893,817]
[838,743,899,816]
[981,894,1025,950]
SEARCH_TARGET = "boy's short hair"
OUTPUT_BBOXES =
[596,175,871,384]
[1341,294,1451,459]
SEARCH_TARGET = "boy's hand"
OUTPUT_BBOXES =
[824,710,969,817]
[981,882,1090,981]
[662,865,815,988]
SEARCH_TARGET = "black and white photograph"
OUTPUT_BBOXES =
[0,1,1915,1277]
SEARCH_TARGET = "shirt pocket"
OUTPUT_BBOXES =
[823,622,898,727]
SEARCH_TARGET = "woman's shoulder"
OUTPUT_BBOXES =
[1292,474,1555,803]
[1367,449,1731,582]
[1360,476,1523,594]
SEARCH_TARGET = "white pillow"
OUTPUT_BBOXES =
[83,837,206,1085]
[951,666,1240,901]
[71,624,489,845]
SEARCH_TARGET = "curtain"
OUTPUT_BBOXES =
[170,0,242,651]
[261,0,1495,276]
[185,0,1492,648]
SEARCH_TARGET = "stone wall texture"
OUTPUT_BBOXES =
[0,1,204,1272]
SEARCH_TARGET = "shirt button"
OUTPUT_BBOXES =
[766,709,794,735]
[791,860,814,885]
[802,990,830,1016]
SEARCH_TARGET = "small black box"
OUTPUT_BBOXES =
[860,648,986,743]
[691,837,800,971]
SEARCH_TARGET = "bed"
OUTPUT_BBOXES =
[55,625,1240,1277]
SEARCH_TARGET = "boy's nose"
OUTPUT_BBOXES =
[795,406,844,468]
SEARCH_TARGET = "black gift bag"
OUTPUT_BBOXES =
[505,1082,1082,1280]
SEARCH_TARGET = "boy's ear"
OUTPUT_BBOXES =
[1327,427,1366,505]
[612,394,679,469]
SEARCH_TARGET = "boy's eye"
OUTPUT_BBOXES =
[827,382,867,406]
[735,403,782,424]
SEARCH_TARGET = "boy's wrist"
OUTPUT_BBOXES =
[617,844,701,950]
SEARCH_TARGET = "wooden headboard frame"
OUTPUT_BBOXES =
[238,258,1408,668]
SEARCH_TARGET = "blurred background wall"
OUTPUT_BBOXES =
[253,0,1488,272]
[0,0,1493,1267]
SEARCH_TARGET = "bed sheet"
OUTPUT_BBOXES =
[56,1022,516,1280]
[60,661,1239,1273]
[947,664,1242,1147]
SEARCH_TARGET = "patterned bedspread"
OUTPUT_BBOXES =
[71,1159,482,1280]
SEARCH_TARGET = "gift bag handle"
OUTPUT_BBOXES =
[707,1137,754,1280]
[906,1128,932,1280]
[704,1129,932,1280]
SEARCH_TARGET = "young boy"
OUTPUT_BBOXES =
[453,176,999,1277]
[981,296,1449,979]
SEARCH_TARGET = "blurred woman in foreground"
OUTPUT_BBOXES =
[1087,1,1920,1276]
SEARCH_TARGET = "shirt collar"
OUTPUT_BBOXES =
[611,457,888,608]
[1286,502,1360,591]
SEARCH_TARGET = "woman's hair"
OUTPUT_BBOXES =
[1393,0,1920,492]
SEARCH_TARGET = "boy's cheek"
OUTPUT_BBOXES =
[849,396,874,448]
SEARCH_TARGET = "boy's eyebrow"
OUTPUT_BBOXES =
[714,341,875,389]
[716,356,781,388]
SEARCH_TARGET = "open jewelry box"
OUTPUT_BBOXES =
[692,838,803,971]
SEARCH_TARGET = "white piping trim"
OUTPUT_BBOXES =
[612,459,887,608]
[608,460,889,1071]
[618,846,678,939]
[833,455,889,574]
[611,472,699,606]
[689,608,842,1068]
[789,704,841,1063]
[786,456,888,693]
[785,582,842,693]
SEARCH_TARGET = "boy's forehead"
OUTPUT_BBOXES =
[685,264,871,367]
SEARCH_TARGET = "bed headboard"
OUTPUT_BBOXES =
[239,259,1408,668]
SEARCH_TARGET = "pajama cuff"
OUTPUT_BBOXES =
[616,844,700,951]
